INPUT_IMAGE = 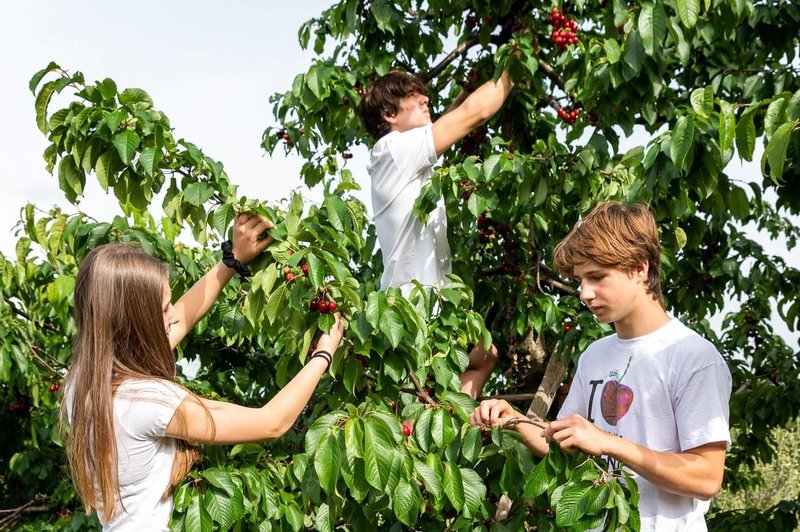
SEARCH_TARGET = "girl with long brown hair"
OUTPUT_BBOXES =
[62,214,344,530]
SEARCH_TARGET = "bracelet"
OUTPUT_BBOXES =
[310,350,332,368]
[221,240,252,278]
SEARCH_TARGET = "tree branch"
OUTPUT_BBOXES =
[403,359,435,405]
[477,392,536,402]
[7,302,58,332]
[423,36,481,82]
[30,344,65,375]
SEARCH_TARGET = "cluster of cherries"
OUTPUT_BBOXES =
[283,264,308,283]
[477,213,511,244]
[342,152,353,160]
[275,127,292,148]
[549,7,579,49]
[557,107,581,125]
[309,294,337,313]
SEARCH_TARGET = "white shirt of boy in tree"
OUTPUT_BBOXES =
[368,123,452,293]
[558,318,732,531]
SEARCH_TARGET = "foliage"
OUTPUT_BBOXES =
[2,0,800,530]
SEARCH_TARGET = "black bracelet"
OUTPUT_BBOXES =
[221,240,252,278]
[310,350,332,367]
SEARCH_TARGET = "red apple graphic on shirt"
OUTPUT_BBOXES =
[600,357,634,426]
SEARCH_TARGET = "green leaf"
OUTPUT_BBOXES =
[58,155,84,203]
[443,462,465,511]
[365,291,386,328]
[460,468,486,518]
[762,122,794,183]
[119,87,154,108]
[393,478,422,527]
[324,193,348,232]
[690,87,713,117]
[379,308,404,348]
[677,0,700,28]
[35,81,56,134]
[555,481,591,527]
[212,204,236,237]
[718,100,736,155]
[413,461,443,501]
[414,408,433,452]
[670,115,695,170]
[623,30,645,75]
[185,494,213,532]
[314,432,342,496]
[764,97,787,140]
[112,130,141,165]
[638,3,666,57]
[307,253,324,288]
[138,146,161,177]
[787,89,800,120]
[675,227,687,250]
[305,411,342,454]
[184,182,215,206]
[430,408,457,448]
[460,425,482,463]
[29,61,59,94]
[364,416,394,489]
[265,283,287,324]
[523,458,550,498]
[735,112,756,161]
[604,39,621,64]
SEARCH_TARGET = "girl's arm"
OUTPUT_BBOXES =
[169,213,273,349]
[166,315,344,443]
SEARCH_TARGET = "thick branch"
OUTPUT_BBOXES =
[526,349,565,419]
[477,392,536,402]
[403,359,435,405]
[423,36,480,82]
[8,303,58,332]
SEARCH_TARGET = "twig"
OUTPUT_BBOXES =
[503,417,548,430]
[403,359,435,405]
[423,36,481,82]
[477,393,536,402]
[540,274,578,296]
[30,344,64,375]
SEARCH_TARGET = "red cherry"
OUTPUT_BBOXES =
[309,299,319,312]
[564,323,573,332]
[402,425,412,437]
[285,273,295,282]
[342,152,353,159]
[49,383,60,392]
[328,301,337,311]
[302,263,309,275]
[283,266,291,275]
[318,301,329,312]
[389,401,397,409]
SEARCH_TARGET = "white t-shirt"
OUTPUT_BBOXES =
[558,318,732,531]
[67,379,188,531]
[368,124,452,294]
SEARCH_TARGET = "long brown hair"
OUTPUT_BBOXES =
[553,201,666,308]
[61,244,199,522]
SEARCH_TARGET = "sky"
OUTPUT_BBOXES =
[0,0,369,257]
[0,1,797,349]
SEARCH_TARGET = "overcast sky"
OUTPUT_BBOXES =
[1,2,796,348]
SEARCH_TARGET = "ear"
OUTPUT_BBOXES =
[383,111,398,125]
[634,261,649,282]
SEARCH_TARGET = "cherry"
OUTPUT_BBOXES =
[342,152,353,160]
[318,301,329,312]
[564,323,573,333]
[285,272,295,282]
[402,424,412,437]
[328,301,337,311]
[389,401,397,409]
[49,383,60,392]
[283,266,291,275]
[309,299,320,312]
[301,263,309,275]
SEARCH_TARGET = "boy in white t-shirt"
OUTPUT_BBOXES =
[470,202,732,531]
[358,70,514,397]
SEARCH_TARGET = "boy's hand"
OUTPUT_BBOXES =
[470,399,525,428]
[232,213,274,264]
[542,413,612,456]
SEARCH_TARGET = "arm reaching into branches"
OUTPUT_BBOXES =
[168,213,274,349]
[167,314,345,443]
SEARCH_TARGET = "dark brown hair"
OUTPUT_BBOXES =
[62,244,200,521]
[358,71,428,140]
[553,201,665,308]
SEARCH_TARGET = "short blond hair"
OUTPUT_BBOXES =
[553,201,665,308]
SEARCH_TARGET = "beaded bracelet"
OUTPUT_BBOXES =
[310,350,332,368]
[221,240,252,278]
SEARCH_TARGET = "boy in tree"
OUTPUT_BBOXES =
[470,201,732,530]
[358,70,514,397]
